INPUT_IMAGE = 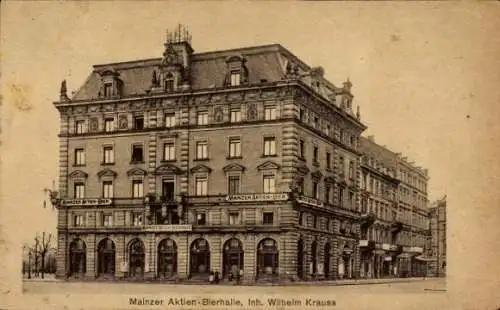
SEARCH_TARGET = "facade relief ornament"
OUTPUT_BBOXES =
[118,115,128,129]
[214,106,224,123]
[89,118,99,132]
[246,103,257,121]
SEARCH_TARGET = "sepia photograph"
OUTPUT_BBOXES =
[1,2,499,310]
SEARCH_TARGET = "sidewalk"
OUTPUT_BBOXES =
[23,275,433,286]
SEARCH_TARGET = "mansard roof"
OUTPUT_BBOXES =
[70,43,346,103]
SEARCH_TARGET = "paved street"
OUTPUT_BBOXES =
[23,278,445,295]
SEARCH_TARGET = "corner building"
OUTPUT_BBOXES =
[54,27,367,283]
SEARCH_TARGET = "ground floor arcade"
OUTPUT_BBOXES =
[56,231,361,283]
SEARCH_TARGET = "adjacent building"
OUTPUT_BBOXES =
[53,26,369,283]
[428,196,446,277]
[358,136,430,278]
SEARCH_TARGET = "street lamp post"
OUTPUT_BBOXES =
[28,250,32,279]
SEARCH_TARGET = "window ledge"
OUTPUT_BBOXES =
[193,158,210,162]
[261,154,278,158]
[73,164,86,167]
[227,156,243,160]
[101,162,115,166]
[298,157,306,162]
[313,161,320,167]
[130,161,145,164]
[161,159,177,163]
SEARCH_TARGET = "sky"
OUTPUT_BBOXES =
[1,3,500,291]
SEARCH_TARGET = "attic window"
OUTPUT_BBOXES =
[230,71,241,87]
[164,73,175,92]
[104,83,113,97]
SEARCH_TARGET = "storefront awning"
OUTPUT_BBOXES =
[415,255,436,262]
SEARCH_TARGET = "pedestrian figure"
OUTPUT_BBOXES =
[214,271,220,284]
[209,271,214,284]
[228,271,233,282]
[239,269,244,284]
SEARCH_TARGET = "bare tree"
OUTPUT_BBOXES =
[35,232,53,279]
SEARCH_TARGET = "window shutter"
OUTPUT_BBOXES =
[85,212,91,227]
[113,211,118,227]
[125,211,131,226]
[188,210,195,224]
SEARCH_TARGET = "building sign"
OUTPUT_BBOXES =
[382,243,391,250]
[225,193,289,202]
[144,224,192,232]
[410,246,423,253]
[359,240,369,247]
[61,198,112,206]
[389,245,399,251]
[297,196,324,208]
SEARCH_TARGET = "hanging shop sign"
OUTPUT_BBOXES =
[61,198,112,206]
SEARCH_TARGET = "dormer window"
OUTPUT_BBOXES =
[224,55,248,87]
[230,71,241,87]
[164,73,175,92]
[104,83,113,97]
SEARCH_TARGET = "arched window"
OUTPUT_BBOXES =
[257,238,279,278]
[297,239,305,279]
[129,239,145,278]
[69,239,86,277]
[190,238,210,277]
[97,238,115,277]
[222,238,244,280]
[158,239,177,279]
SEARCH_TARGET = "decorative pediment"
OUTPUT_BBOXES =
[127,168,147,177]
[257,161,280,171]
[296,164,310,175]
[97,169,117,178]
[155,163,183,175]
[69,170,88,179]
[311,170,323,180]
[190,164,212,174]
[223,163,246,173]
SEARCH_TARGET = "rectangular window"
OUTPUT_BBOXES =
[133,115,144,130]
[349,161,355,179]
[132,180,143,198]
[195,176,208,196]
[263,174,276,193]
[312,181,319,199]
[162,179,175,200]
[165,113,176,128]
[325,185,331,203]
[349,191,354,208]
[263,212,274,225]
[75,120,85,134]
[197,111,208,125]
[102,181,113,198]
[131,144,144,162]
[229,138,241,158]
[264,106,277,120]
[299,109,305,121]
[165,78,174,93]
[313,146,319,163]
[163,142,175,161]
[196,212,206,225]
[326,152,331,169]
[104,118,114,132]
[74,148,85,165]
[339,187,344,207]
[103,83,113,97]
[132,212,143,226]
[230,109,241,122]
[229,212,240,225]
[103,213,113,227]
[299,212,304,226]
[263,137,276,156]
[314,117,319,129]
[313,216,318,228]
[103,146,114,164]
[228,175,240,195]
[230,71,241,86]
[73,214,84,227]
[299,140,305,159]
[74,183,85,198]
[196,141,208,159]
